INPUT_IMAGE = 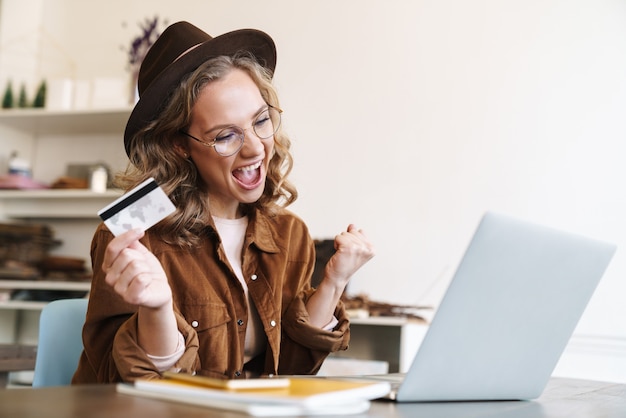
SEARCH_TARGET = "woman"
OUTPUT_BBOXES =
[72,21,374,383]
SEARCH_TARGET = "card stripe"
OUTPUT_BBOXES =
[99,180,160,221]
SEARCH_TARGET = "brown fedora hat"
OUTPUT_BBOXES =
[123,21,277,156]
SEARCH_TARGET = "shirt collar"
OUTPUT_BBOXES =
[207,207,280,254]
[246,208,280,254]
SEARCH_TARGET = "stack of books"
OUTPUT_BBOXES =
[117,372,391,416]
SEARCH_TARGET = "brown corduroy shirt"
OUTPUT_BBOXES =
[72,207,350,383]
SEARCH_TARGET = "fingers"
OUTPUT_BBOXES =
[345,224,363,235]
[103,229,144,287]
[101,228,171,307]
[335,225,375,255]
[325,224,375,284]
[103,228,145,272]
[108,255,149,296]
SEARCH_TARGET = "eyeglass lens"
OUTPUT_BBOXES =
[213,107,281,156]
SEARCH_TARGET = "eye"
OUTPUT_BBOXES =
[254,111,271,128]
[215,128,239,142]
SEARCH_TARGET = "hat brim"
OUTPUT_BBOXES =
[124,28,277,156]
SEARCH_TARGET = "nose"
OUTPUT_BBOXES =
[239,128,266,156]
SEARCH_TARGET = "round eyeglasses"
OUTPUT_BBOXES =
[181,106,282,157]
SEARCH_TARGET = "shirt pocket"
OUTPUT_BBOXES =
[182,302,231,332]
[180,301,232,376]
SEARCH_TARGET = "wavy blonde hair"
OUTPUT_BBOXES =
[118,54,297,246]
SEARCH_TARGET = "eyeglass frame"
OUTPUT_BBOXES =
[180,105,282,157]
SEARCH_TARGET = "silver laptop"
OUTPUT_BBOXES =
[366,212,616,402]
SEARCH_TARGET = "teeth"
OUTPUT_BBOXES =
[238,161,262,172]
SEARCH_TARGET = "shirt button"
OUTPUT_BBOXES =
[191,320,199,328]
[270,320,276,327]
[251,274,258,281]
[237,319,244,326]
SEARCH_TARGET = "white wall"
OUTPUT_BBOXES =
[2,0,626,381]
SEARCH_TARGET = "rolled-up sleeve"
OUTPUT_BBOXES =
[112,312,200,381]
[277,288,350,374]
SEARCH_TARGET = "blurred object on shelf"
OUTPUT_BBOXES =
[10,288,88,302]
[91,77,129,109]
[50,162,112,190]
[0,223,59,266]
[342,293,432,322]
[0,79,46,109]
[66,163,92,180]
[50,176,88,189]
[57,162,111,190]
[39,256,89,282]
[2,80,14,109]
[123,16,167,104]
[0,224,89,303]
[89,164,108,192]
[8,151,31,177]
[33,80,46,108]
[0,174,48,189]
[46,78,74,110]
[40,256,85,273]
[0,260,39,280]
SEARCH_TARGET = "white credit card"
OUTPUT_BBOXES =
[97,178,176,237]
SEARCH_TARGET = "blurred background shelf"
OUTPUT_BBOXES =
[0,189,123,219]
[0,280,90,311]
[0,108,132,135]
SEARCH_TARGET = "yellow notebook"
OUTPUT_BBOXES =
[161,371,291,390]
[117,374,391,416]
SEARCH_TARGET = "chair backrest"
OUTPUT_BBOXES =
[32,298,88,387]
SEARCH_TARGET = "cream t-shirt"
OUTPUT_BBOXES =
[212,216,266,363]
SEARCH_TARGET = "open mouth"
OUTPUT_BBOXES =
[232,160,263,189]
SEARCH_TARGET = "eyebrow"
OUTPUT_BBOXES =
[201,104,269,137]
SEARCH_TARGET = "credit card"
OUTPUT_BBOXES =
[97,178,176,236]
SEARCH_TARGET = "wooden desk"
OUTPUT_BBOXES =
[0,378,625,417]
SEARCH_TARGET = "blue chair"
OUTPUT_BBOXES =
[32,298,88,387]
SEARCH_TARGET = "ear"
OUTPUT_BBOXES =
[173,137,190,159]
